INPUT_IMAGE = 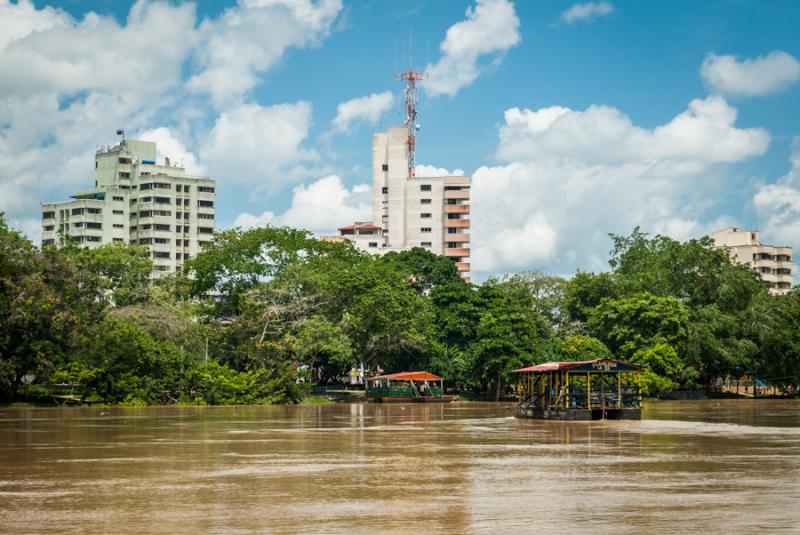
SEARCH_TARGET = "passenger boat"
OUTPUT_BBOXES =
[513,359,643,420]
[366,371,457,403]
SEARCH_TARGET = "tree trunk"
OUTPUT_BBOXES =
[495,370,502,402]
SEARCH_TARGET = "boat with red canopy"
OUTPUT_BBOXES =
[366,371,457,403]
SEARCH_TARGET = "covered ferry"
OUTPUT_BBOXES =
[366,372,457,403]
[513,359,643,420]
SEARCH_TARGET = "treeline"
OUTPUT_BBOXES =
[1,215,798,405]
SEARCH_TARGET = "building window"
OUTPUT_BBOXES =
[447,242,460,248]
[113,224,124,229]
[118,157,131,164]
[420,184,431,191]
[421,199,431,204]
[86,236,101,242]
[113,210,124,215]
[154,224,170,231]
[71,208,84,215]
[198,213,215,219]
[42,239,55,246]
[44,225,54,231]
[198,200,214,208]
[176,185,182,192]
[448,228,458,234]
[154,238,168,244]
[382,215,389,224]
[197,186,213,193]
[113,196,124,201]
[72,222,84,228]
[421,242,432,247]
[119,172,131,179]
[447,198,457,205]
[87,208,102,214]
[421,213,432,218]
[154,196,171,204]
[421,227,432,233]
[447,214,461,219]
[184,186,192,193]
[381,164,388,172]
[381,187,388,194]
[112,238,124,243]
[153,251,171,259]
[198,227,214,234]
[140,183,153,190]
[368,242,378,248]
[42,211,54,219]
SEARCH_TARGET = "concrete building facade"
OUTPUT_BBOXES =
[42,137,216,276]
[338,126,471,279]
[712,227,793,295]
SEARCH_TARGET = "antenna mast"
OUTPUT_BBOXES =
[395,37,427,178]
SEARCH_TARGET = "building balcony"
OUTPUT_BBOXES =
[444,176,470,186]
[444,204,470,214]
[445,247,470,257]
[455,262,470,272]
[446,232,470,242]
[444,189,470,200]
[444,219,470,228]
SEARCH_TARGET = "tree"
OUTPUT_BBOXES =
[379,247,462,293]
[557,335,613,361]
[291,316,354,382]
[73,243,152,306]
[185,226,324,315]
[471,278,549,400]
[587,292,689,359]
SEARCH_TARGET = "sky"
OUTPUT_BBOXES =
[1,0,799,282]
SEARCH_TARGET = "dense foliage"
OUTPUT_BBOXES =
[1,214,798,404]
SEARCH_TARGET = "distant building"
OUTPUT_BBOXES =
[712,227,793,295]
[41,136,216,276]
[334,126,471,280]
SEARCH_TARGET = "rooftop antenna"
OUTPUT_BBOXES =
[395,31,427,178]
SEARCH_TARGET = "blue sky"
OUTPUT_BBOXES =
[1,0,799,280]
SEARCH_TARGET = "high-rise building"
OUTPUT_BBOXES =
[334,126,472,280]
[712,227,793,295]
[41,136,216,276]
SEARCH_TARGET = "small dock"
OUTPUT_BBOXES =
[513,359,643,420]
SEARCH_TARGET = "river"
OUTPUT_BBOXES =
[1,400,799,534]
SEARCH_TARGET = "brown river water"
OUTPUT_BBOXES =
[1,400,799,534]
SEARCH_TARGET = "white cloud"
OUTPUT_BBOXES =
[424,0,520,97]
[415,164,465,177]
[0,0,69,51]
[560,2,614,24]
[0,0,197,97]
[200,101,317,194]
[754,138,800,271]
[187,0,342,109]
[701,51,800,97]
[234,175,371,234]
[137,127,205,175]
[498,96,769,165]
[332,91,394,132]
[470,97,771,278]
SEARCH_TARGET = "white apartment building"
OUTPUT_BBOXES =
[41,137,216,276]
[337,126,471,280]
[712,227,793,295]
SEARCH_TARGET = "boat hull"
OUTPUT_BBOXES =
[514,406,641,420]
[367,396,458,403]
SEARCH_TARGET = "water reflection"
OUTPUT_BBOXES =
[1,400,798,533]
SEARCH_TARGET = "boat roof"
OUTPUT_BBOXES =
[368,371,443,381]
[512,358,642,374]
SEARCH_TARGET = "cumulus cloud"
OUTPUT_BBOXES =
[753,138,800,268]
[187,0,342,109]
[201,101,317,193]
[470,97,771,278]
[700,51,800,97]
[234,175,371,234]
[425,0,520,97]
[415,164,465,177]
[137,127,205,175]
[560,2,614,24]
[332,91,394,132]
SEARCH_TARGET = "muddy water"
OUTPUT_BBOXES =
[1,400,799,534]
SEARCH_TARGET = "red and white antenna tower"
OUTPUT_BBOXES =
[396,39,427,178]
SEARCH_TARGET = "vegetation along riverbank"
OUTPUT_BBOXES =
[1,214,798,406]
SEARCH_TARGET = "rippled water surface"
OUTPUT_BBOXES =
[1,400,799,534]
